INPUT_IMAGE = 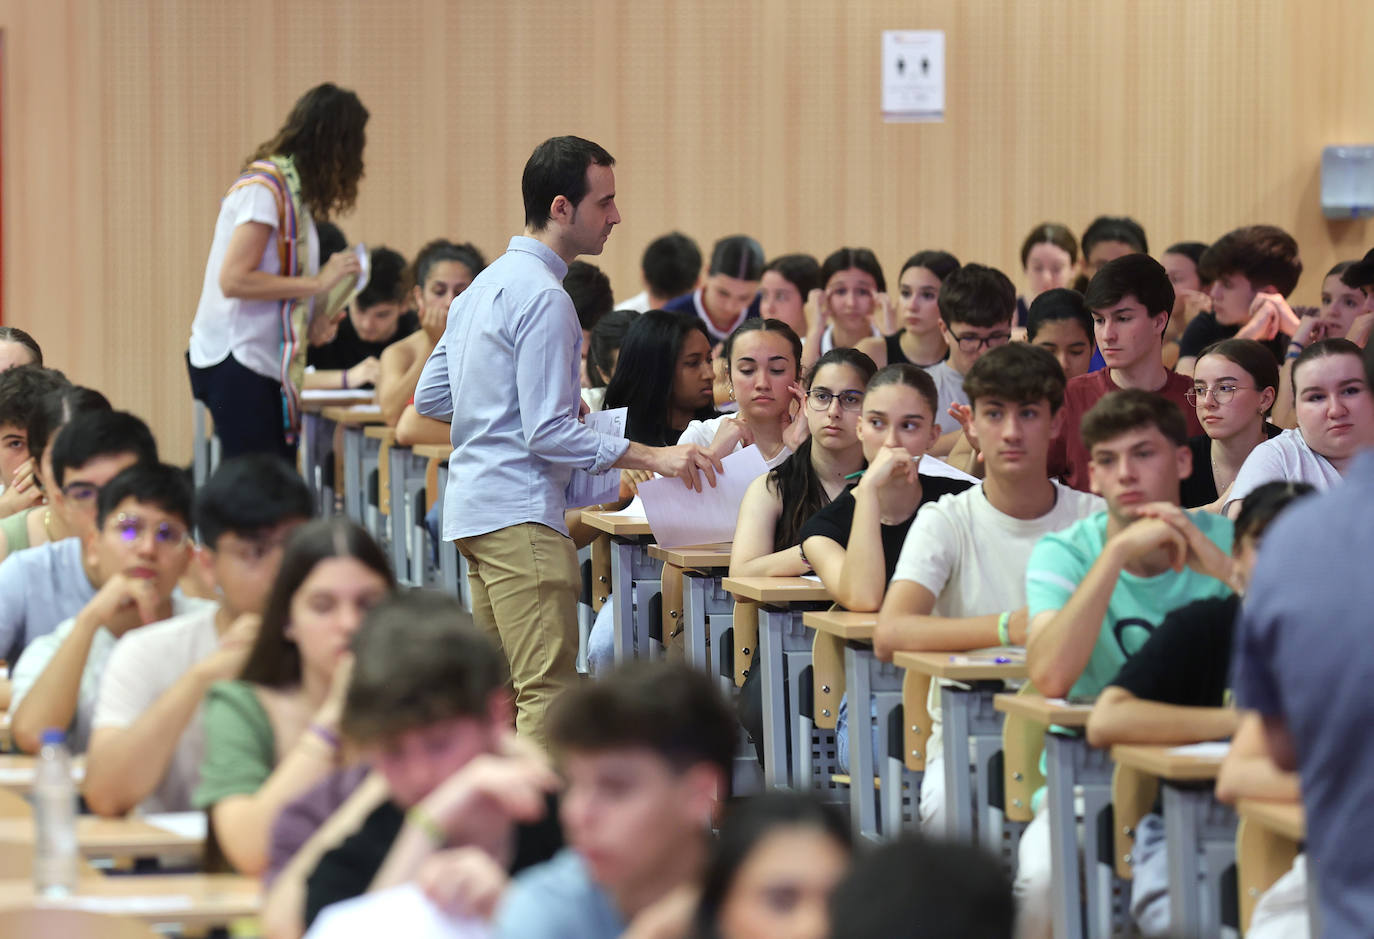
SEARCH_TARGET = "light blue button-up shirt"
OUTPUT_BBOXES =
[415,236,629,540]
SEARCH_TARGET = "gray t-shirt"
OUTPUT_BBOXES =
[494,848,624,939]
[926,360,969,434]
[0,538,95,664]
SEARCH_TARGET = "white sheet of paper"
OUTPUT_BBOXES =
[301,389,376,404]
[1167,741,1232,759]
[44,895,195,914]
[603,495,646,519]
[141,812,208,841]
[353,243,371,296]
[881,30,945,122]
[800,574,823,583]
[637,445,770,548]
[347,404,383,416]
[918,455,979,484]
[305,883,490,939]
[566,408,628,508]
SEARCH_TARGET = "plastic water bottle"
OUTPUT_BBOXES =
[33,728,79,897]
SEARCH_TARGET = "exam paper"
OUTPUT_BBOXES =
[45,895,195,914]
[1167,741,1231,759]
[306,883,490,939]
[637,445,769,547]
[919,456,979,483]
[604,495,646,518]
[142,812,208,841]
[300,389,376,404]
[566,408,628,508]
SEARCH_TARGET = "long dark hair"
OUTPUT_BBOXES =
[602,310,716,447]
[767,348,876,549]
[238,518,394,689]
[693,793,851,939]
[249,83,369,221]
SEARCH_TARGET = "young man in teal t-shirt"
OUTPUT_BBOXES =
[1014,388,1240,939]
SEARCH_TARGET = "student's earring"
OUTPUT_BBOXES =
[728,385,735,401]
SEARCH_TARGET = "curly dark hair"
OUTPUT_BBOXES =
[249,83,369,221]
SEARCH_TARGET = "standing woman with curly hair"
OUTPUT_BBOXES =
[188,83,369,461]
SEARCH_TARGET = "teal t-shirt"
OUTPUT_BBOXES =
[1025,510,1235,700]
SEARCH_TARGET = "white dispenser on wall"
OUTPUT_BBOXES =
[1322,146,1374,219]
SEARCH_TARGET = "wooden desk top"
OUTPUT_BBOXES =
[0,874,260,929]
[0,756,83,794]
[648,543,732,569]
[802,610,876,640]
[1236,799,1305,842]
[994,693,1094,728]
[0,816,202,859]
[723,577,832,604]
[895,649,1028,682]
[320,405,386,424]
[1111,743,1228,782]
[581,510,653,538]
[363,425,396,442]
[411,443,454,461]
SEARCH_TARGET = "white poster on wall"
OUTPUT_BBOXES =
[881,30,945,123]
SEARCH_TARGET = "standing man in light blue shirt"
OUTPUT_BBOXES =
[415,136,720,747]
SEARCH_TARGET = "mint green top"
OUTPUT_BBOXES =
[193,680,276,809]
[0,508,32,554]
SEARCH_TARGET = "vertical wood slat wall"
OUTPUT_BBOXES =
[1,0,1370,462]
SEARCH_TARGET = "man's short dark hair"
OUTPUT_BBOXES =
[341,591,506,745]
[0,366,68,432]
[1340,247,1374,290]
[1083,254,1176,322]
[964,343,1067,413]
[196,455,313,549]
[1080,389,1189,451]
[829,836,1014,939]
[1198,225,1303,298]
[937,263,1016,329]
[762,254,822,298]
[522,136,615,232]
[1026,288,1093,346]
[1082,215,1149,256]
[51,410,157,488]
[96,462,193,530]
[549,661,735,788]
[355,246,407,309]
[565,261,615,333]
[26,386,111,464]
[642,232,702,300]
[708,235,765,282]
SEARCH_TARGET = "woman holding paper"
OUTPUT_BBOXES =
[187,83,369,460]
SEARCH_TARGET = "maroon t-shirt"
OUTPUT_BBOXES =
[1048,368,1202,492]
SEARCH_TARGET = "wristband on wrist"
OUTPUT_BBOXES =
[997,611,1011,647]
[341,369,349,389]
[308,722,341,750]
[407,805,446,848]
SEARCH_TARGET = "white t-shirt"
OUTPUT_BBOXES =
[10,594,209,755]
[614,290,650,314]
[1223,427,1345,513]
[188,181,320,381]
[925,361,969,433]
[677,416,793,468]
[90,602,221,814]
[891,482,1104,753]
[819,322,882,355]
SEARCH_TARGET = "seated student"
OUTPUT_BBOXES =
[803,247,888,367]
[1017,389,1236,938]
[194,518,394,875]
[615,231,702,313]
[1339,246,1374,321]
[729,348,874,577]
[265,592,562,938]
[1175,225,1304,376]
[1223,338,1374,516]
[829,836,1014,939]
[305,246,415,390]
[874,345,1101,826]
[1179,339,1282,509]
[0,365,68,522]
[857,250,959,370]
[1085,481,1313,937]
[664,235,764,346]
[758,253,821,339]
[84,455,313,817]
[1047,254,1200,491]
[679,319,807,467]
[602,311,718,449]
[1270,261,1368,427]
[691,792,851,939]
[9,462,199,754]
[1016,223,1079,329]
[1160,240,1213,367]
[1026,287,1096,381]
[1074,214,1148,292]
[925,263,1016,457]
[0,326,41,371]
[491,661,737,937]
[0,409,156,672]
[377,240,485,426]
[0,385,113,563]
[581,309,636,413]
[566,259,614,362]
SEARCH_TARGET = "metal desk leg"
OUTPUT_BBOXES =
[845,646,903,840]
[610,541,662,663]
[1045,732,1085,939]
[1164,784,1236,939]
[708,610,735,694]
[436,466,460,598]
[943,684,976,842]
[758,607,791,789]
[361,435,382,537]
[387,446,411,584]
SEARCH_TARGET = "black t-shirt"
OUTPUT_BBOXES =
[303,793,564,928]
[1110,594,1240,708]
[797,474,973,581]
[1177,313,1287,362]
[307,311,420,375]
[1179,424,1283,508]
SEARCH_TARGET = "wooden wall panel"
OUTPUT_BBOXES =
[0,0,1370,462]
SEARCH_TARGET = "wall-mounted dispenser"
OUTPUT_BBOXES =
[1322,146,1374,219]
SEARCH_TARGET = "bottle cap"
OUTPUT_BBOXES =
[40,729,65,745]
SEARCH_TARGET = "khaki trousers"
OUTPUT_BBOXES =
[456,523,580,749]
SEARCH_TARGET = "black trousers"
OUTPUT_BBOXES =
[187,353,297,463]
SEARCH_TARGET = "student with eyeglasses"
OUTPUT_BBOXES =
[9,462,204,755]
